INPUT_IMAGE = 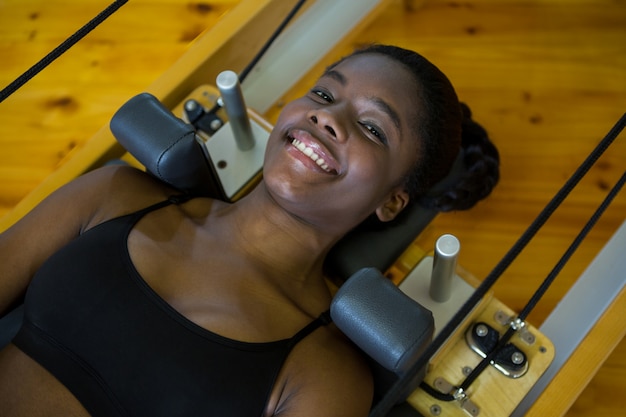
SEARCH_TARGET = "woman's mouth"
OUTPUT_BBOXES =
[291,138,333,173]
[287,132,339,175]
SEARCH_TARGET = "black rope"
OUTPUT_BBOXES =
[0,1,128,104]
[419,380,454,401]
[459,169,626,391]
[369,112,626,417]
[238,0,308,83]
[518,171,626,322]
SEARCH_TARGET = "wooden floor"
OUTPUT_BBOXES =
[1,0,624,415]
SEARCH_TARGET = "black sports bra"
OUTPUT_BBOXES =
[13,195,331,417]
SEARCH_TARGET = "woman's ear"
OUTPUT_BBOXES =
[375,187,410,222]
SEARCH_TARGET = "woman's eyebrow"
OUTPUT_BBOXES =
[370,96,401,132]
[322,68,401,133]
[322,69,347,85]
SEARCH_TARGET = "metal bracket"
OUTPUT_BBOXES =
[465,322,530,378]
[494,310,537,345]
[433,377,480,416]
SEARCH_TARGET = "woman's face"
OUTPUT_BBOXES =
[263,53,421,232]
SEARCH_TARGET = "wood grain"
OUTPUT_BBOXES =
[407,295,556,417]
[0,0,624,415]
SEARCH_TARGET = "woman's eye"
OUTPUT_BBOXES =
[311,89,333,102]
[360,122,388,145]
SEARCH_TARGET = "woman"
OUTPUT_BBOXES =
[0,45,498,416]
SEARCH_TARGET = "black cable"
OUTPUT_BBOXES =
[460,168,626,391]
[518,170,626,322]
[0,1,128,103]
[419,381,454,401]
[369,112,626,417]
[238,0,308,83]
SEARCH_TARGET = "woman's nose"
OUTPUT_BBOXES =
[308,108,347,142]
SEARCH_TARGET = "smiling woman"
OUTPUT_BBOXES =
[0,44,498,416]
[267,47,498,233]
[1,0,624,415]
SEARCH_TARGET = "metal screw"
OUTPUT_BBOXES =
[184,100,197,111]
[430,404,442,415]
[511,351,525,365]
[476,324,489,337]
[210,119,223,131]
[462,366,473,376]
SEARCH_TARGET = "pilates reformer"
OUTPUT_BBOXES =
[1,1,624,416]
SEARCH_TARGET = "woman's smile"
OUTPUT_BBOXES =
[286,129,340,175]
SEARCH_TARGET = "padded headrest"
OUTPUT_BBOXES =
[330,268,434,403]
[110,93,221,197]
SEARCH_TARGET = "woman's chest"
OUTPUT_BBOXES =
[127,222,313,343]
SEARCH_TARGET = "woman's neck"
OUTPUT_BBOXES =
[211,183,341,288]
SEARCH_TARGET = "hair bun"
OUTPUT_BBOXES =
[419,103,500,212]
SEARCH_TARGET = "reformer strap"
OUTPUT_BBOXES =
[0,1,128,103]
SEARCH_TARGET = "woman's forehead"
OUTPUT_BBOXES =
[327,53,415,83]
[324,54,418,103]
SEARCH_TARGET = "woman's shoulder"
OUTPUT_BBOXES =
[269,324,374,416]
[79,164,180,219]
[316,325,374,385]
[32,164,181,231]
[87,163,175,198]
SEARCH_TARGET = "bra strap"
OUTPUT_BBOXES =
[287,310,332,349]
[166,194,195,205]
[130,193,195,218]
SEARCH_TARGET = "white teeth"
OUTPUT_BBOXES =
[317,159,329,171]
[304,146,318,161]
[291,138,331,172]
